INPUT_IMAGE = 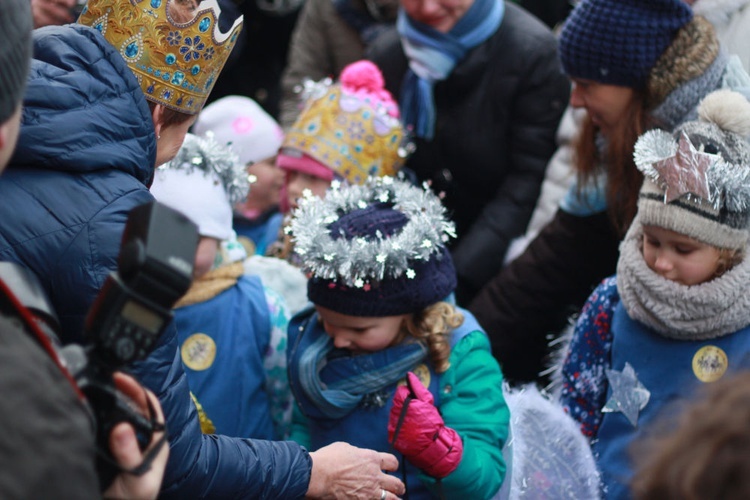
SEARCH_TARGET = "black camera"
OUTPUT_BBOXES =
[0,201,198,488]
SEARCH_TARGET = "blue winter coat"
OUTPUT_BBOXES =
[0,24,311,498]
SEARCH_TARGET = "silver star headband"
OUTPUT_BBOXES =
[634,129,750,213]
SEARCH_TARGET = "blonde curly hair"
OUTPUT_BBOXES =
[401,302,463,374]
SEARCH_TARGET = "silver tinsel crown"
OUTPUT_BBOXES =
[289,176,457,289]
[159,132,250,205]
[633,90,750,213]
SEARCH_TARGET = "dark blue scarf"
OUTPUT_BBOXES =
[397,0,504,139]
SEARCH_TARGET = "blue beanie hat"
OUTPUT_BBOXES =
[559,0,693,89]
[290,177,457,317]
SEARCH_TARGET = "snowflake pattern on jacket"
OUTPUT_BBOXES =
[560,276,618,438]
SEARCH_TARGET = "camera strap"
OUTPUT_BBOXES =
[0,277,85,400]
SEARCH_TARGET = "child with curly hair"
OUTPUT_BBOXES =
[286,176,508,499]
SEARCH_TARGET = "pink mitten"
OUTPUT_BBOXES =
[388,372,463,478]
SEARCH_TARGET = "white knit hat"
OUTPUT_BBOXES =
[193,95,284,165]
[150,134,249,240]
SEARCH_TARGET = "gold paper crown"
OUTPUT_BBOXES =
[282,84,407,184]
[78,0,242,115]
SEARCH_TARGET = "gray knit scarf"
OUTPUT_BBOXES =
[651,49,729,131]
[617,217,750,340]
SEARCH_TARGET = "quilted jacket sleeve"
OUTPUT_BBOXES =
[130,322,312,499]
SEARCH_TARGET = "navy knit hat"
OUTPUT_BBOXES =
[0,0,32,123]
[290,177,457,317]
[559,0,693,89]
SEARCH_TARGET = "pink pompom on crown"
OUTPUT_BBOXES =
[339,60,400,118]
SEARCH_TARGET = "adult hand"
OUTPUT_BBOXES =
[388,372,463,478]
[306,442,405,500]
[103,372,169,500]
[31,0,75,28]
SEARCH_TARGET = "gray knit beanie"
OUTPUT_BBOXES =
[0,0,33,123]
[634,90,750,250]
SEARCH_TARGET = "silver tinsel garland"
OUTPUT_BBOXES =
[158,132,250,205]
[634,128,750,213]
[289,176,456,288]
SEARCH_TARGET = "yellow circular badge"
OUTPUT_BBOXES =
[397,364,431,389]
[181,333,217,371]
[692,345,728,383]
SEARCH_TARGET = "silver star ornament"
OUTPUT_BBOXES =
[601,362,650,427]
[653,132,714,203]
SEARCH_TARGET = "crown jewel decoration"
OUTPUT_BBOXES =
[78,0,243,115]
[283,77,410,185]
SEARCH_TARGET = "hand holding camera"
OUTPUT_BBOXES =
[1,201,197,493]
[102,373,169,500]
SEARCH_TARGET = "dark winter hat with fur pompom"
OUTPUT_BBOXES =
[559,0,693,89]
[290,176,457,317]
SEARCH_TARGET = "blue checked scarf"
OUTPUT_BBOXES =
[397,0,504,139]
[288,310,428,420]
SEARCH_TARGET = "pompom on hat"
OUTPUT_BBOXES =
[290,176,457,317]
[193,96,284,165]
[559,0,693,89]
[0,0,32,123]
[633,89,750,250]
[150,133,250,240]
[278,60,409,186]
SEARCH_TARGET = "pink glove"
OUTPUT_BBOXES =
[388,372,463,478]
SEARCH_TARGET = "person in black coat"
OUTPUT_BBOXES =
[367,0,569,305]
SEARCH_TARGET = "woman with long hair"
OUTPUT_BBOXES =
[470,0,750,384]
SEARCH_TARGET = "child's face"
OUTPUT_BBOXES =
[642,225,722,286]
[315,305,408,353]
[286,171,331,211]
[242,156,284,213]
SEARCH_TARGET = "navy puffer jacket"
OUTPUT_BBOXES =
[0,25,311,498]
